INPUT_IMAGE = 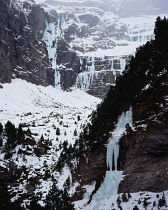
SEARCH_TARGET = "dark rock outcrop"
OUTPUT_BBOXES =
[0,0,55,86]
[87,70,120,98]
[72,139,107,201]
[119,122,168,193]
[57,39,80,89]
[72,117,168,202]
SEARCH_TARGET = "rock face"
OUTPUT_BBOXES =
[0,0,55,86]
[119,122,168,193]
[72,139,107,201]
[72,117,168,202]
[118,72,168,192]
[56,39,80,90]
[76,55,131,98]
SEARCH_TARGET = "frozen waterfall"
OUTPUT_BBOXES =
[43,22,57,70]
[107,107,133,171]
[43,19,62,90]
[76,56,96,91]
[93,107,133,201]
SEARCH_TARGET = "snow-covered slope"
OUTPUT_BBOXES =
[2,80,167,209]
[0,79,100,145]
[75,190,168,210]
[1,79,167,209]
[0,79,101,206]
[1,1,168,209]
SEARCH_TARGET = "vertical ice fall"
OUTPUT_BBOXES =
[43,20,62,90]
[93,107,133,201]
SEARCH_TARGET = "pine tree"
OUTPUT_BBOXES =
[0,137,2,147]
[0,123,3,135]
[128,192,132,199]
[40,134,45,142]
[122,193,128,202]
[55,159,63,172]
[154,16,168,43]
[117,196,121,206]
[56,127,60,135]
[0,182,22,210]
[162,192,166,206]
[44,183,74,210]
[63,176,71,191]
[153,201,156,207]
[73,129,77,136]
[158,192,166,207]
[143,198,149,209]
[0,123,3,147]
[61,188,74,210]
[0,182,11,209]
[5,121,17,149]
[133,205,139,210]
[26,127,32,137]
[29,195,43,210]
[45,183,62,209]
[44,138,52,149]
[125,123,133,134]
[77,115,80,121]
[17,124,25,144]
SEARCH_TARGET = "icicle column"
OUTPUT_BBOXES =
[93,107,133,201]
[106,108,133,171]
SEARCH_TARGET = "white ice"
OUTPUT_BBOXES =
[107,107,133,171]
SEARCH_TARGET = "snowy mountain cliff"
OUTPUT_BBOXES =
[1,0,168,98]
[0,0,168,210]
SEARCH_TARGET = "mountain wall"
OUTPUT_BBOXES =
[1,0,167,99]
[1,0,161,98]
[119,121,168,193]
[0,0,55,86]
[39,0,157,98]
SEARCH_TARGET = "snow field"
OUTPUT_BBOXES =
[0,79,101,205]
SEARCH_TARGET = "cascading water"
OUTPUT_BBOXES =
[106,108,132,171]
[120,58,126,71]
[76,56,127,92]
[54,17,62,90]
[76,56,96,91]
[43,20,62,90]
[126,23,154,44]
[93,107,133,201]
[115,0,120,12]
[43,21,57,69]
